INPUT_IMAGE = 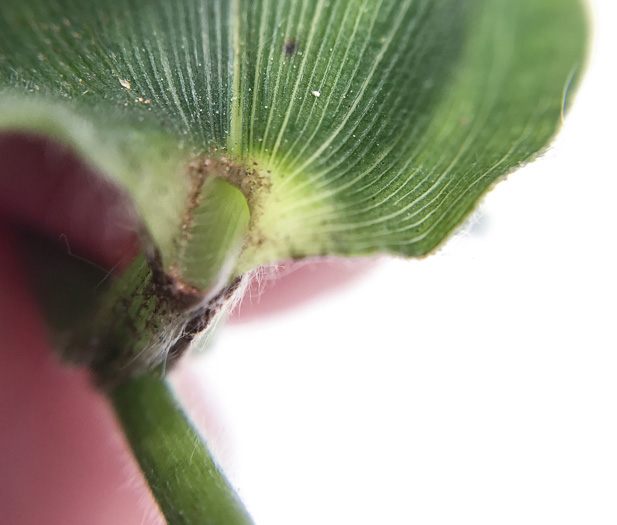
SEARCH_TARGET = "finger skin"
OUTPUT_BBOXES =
[0,222,164,525]
[0,132,159,525]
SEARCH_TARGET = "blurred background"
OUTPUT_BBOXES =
[181,0,617,523]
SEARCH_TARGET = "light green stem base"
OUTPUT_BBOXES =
[111,374,254,525]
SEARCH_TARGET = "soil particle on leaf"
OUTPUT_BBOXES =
[284,38,298,56]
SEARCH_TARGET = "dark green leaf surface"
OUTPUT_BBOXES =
[0,0,587,275]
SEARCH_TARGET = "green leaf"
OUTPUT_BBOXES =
[0,0,588,279]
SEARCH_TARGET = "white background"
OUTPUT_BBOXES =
[176,1,617,523]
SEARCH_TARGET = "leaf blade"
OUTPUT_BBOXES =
[0,0,588,274]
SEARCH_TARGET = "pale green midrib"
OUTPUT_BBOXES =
[197,1,217,142]
[248,0,270,148]
[227,0,242,156]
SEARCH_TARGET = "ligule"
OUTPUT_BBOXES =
[61,175,250,387]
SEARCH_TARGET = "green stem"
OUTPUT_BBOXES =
[110,373,254,525]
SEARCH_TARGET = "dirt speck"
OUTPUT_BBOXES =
[284,38,298,56]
